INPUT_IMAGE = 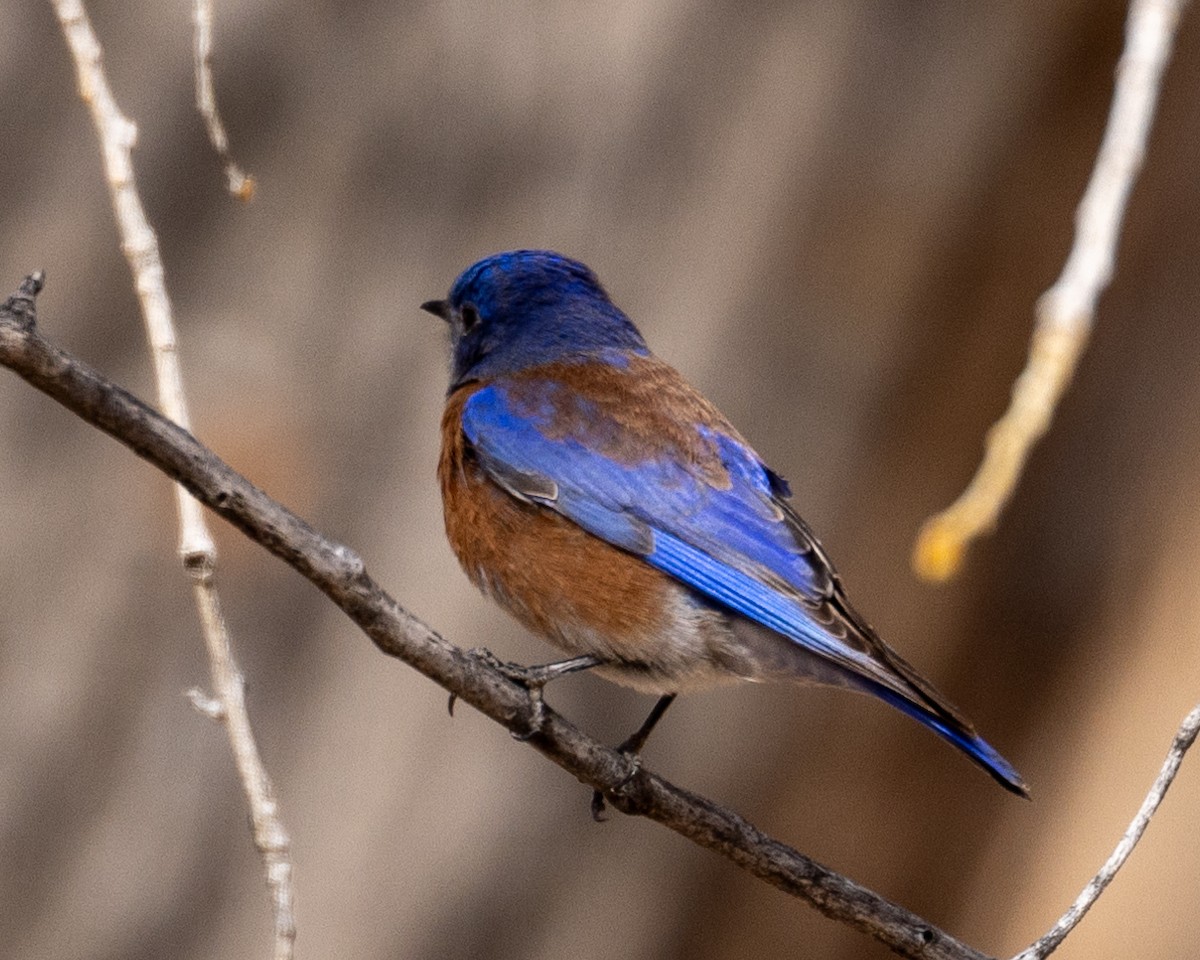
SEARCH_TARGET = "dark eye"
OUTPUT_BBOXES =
[460,302,481,333]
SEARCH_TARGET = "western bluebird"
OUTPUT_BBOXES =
[423,250,1027,798]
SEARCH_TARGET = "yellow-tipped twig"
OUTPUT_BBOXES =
[914,0,1188,583]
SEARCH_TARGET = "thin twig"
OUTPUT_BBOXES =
[49,2,291,955]
[0,280,993,960]
[913,0,1189,582]
[1011,703,1200,960]
[193,0,255,201]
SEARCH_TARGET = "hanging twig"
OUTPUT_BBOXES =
[913,0,1190,582]
[193,0,255,200]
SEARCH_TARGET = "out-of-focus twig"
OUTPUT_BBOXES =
[1011,703,1200,960]
[914,0,1189,582]
[49,2,291,956]
[193,0,255,201]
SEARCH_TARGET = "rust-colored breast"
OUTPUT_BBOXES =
[438,383,681,665]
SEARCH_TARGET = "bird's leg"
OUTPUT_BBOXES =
[592,693,677,820]
[616,692,677,755]
[464,649,603,688]
[448,652,604,736]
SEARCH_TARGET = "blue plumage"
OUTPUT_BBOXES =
[445,253,647,386]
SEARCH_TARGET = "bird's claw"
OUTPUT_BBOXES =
[464,648,550,740]
[467,647,554,688]
[510,695,548,742]
[591,751,643,821]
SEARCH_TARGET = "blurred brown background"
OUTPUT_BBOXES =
[2,1,1199,958]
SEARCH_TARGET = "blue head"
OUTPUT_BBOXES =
[422,250,649,388]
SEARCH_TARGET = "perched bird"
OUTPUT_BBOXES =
[423,250,1027,797]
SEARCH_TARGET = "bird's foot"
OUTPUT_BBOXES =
[456,648,544,739]
[466,649,603,689]
[590,694,675,821]
[447,648,508,716]
[591,752,643,822]
[461,649,602,741]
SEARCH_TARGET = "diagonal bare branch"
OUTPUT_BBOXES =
[0,275,993,960]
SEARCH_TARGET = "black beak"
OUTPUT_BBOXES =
[421,299,451,321]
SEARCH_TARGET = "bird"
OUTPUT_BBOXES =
[422,249,1027,799]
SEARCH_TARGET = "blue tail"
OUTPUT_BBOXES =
[870,683,1028,797]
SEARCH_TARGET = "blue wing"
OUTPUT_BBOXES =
[462,382,883,677]
[460,376,1027,794]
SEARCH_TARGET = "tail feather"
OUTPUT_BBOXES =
[823,593,1029,797]
[725,613,1029,796]
[869,681,1029,797]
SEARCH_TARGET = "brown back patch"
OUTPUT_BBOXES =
[505,355,739,489]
